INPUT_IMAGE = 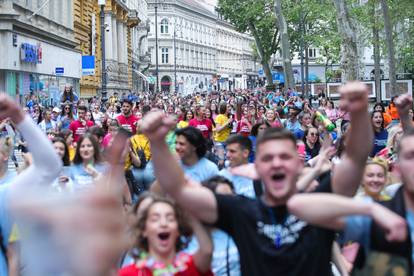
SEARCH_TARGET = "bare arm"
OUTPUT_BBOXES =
[141,111,218,224]
[395,94,413,132]
[7,243,20,276]
[332,82,373,196]
[287,193,407,242]
[191,218,213,274]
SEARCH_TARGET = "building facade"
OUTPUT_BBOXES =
[73,0,143,98]
[147,0,257,95]
[0,0,81,106]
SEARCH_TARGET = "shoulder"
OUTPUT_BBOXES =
[200,158,218,170]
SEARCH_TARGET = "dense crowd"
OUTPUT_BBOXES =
[0,82,413,276]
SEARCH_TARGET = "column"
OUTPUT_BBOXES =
[112,16,118,61]
[123,23,128,64]
[105,13,113,60]
[117,20,123,63]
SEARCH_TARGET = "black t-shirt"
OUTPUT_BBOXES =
[214,181,334,276]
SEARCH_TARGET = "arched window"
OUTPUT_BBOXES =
[160,18,169,34]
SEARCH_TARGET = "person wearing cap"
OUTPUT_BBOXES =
[116,99,138,134]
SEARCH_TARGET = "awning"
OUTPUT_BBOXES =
[133,69,150,83]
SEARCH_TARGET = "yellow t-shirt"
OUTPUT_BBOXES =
[177,120,189,129]
[125,134,151,170]
[69,146,75,162]
[214,114,231,143]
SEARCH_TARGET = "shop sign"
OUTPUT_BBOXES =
[20,43,42,64]
[55,67,64,76]
[82,56,95,76]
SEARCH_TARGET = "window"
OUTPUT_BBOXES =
[161,48,169,64]
[308,48,317,58]
[160,19,169,34]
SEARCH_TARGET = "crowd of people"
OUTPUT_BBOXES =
[0,82,413,276]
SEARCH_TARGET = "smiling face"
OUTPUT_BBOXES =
[79,137,95,162]
[372,111,383,130]
[144,202,180,258]
[175,135,196,161]
[255,139,302,205]
[266,110,275,122]
[363,164,386,198]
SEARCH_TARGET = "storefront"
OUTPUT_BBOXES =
[0,32,81,107]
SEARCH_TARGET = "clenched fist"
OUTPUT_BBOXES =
[140,111,177,142]
[339,81,369,115]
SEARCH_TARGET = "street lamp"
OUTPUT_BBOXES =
[154,0,160,93]
[98,0,107,100]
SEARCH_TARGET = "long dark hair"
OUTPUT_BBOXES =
[73,134,102,164]
[52,137,71,166]
[62,86,75,103]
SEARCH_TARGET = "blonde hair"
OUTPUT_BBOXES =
[366,157,389,176]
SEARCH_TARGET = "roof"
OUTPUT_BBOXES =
[177,0,216,17]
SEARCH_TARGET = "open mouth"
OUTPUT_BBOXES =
[158,232,171,241]
[271,173,286,181]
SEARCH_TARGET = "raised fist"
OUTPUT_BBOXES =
[140,111,176,142]
[395,94,413,116]
[0,94,25,124]
[339,82,369,114]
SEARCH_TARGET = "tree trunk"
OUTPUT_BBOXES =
[332,0,359,82]
[305,44,310,95]
[371,0,382,102]
[249,22,273,86]
[380,0,397,97]
[274,0,295,90]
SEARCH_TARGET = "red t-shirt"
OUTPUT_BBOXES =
[236,117,251,137]
[189,118,212,138]
[119,253,213,276]
[69,119,94,142]
[117,114,138,134]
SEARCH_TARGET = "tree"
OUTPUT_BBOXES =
[218,0,279,87]
[332,0,359,81]
[380,0,397,97]
[273,0,294,90]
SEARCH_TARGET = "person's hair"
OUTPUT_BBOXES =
[366,157,389,177]
[371,110,385,132]
[0,136,13,157]
[250,122,270,137]
[121,99,133,106]
[57,129,73,142]
[298,112,311,125]
[219,102,227,115]
[52,137,71,166]
[60,103,74,119]
[226,134,252,153]
[202,175,234,193]
[73,133,102,164]
[373,102,385,113]
[133,196,192,252]
[88,126,105,140]
[77,105,87,113]
[175,127,207,158]
[62,85,75,102]
[184,110,194,122]
[142,105,151,116]
[256,127,297,149]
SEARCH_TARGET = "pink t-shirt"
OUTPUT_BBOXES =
[116,114,139,134]
[189,118,213,138]
[69,119,94,142]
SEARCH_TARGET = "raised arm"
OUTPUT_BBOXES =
[191,217,213,274]
[140,111,218,224]
[395,94,413,132]
[0,95,62,191]
[332,82,373,196]
[287,193,407,242]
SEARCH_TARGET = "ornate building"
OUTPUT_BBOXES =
[73,0,142,98]
[147,0,257,95]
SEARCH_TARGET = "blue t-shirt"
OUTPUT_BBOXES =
[219,169,256,199]
[371,129,388,157]
[0,171,17,186]
[185,230,241,276]
[68,163,107,192]
[181,158,219,182]
[0,186,12,276]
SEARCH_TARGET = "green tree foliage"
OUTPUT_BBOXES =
[217,0,279,86]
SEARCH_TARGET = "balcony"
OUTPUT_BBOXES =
[127,10,140,28]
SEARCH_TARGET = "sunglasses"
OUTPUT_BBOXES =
[309,132,319,136]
